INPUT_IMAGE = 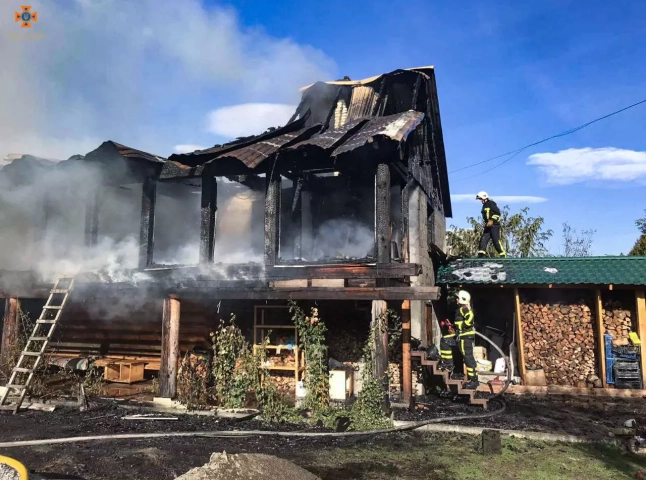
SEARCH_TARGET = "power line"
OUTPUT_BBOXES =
[450,97,646,177]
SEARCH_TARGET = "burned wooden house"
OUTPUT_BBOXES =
[0,66,451,405]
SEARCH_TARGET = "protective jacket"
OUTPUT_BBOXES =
[481,199,501,225]
[454,305,475,336]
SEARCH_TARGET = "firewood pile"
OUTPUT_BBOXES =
[266,352,296,368]
[603,301,634,345]
[521,300,597,386]
[388,362,401,395]
[269,372,296,395]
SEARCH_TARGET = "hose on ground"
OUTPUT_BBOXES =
[0,398,506,448]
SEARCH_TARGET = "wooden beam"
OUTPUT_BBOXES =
[159,297,180,398]
[264,174,281,267]
[178,286,440,301]
[139,177,157,269]
[1,298,20,357]
[199,176,217,264]
[401,182,410,263]
[375,164,391,264]
[401,300,412,406]
[635,289,646,388]
[267,263,422,280]
[84,189,100,248]
[513,288,526,381]
[595,288,607,387]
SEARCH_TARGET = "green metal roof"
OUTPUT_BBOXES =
[436,256,646,286]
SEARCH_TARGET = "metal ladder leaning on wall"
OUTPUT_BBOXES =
[0,276,75,414]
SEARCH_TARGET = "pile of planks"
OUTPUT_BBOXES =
[521,300,597,387]
[603,301,633,345]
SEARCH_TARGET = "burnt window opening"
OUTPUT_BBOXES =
[212,176,265,264]
[94,182,143,269]
[278,171,376,264]
[152,180,201,266]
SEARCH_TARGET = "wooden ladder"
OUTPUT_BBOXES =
[0,276,75,414]
[411,351,489,409]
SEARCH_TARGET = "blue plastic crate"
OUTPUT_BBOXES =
[606,356,616,385]
[605,334,614,359]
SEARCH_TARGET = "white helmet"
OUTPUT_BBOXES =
[457,290,471,305]
[476,191,488,201]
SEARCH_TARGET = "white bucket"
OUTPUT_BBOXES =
[296,380,307,399]
[494,357,506,373]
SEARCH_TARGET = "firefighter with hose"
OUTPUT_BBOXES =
[438,290,479,390]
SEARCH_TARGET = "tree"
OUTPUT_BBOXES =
[446,205,553,258]
[561,223,596,257]
[629,210,646,256]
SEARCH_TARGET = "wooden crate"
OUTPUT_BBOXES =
[104,361,146,384]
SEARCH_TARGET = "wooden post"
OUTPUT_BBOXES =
[159,296,181,398]
[301,187,313,260]
[84,189,100,248]
[635,289,646,388]
[371,300,389,411]
[1,298,20,357]
[139,177,157,269]
[401,300,412,406]
[401,183,410,263]
[199,176,217,263]
[595,288,607,387]
[291,179,303,260]
[513,288,526,380]
[375,164,391,264]
[264,174,281,266]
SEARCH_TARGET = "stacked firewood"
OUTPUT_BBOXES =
[521,300,597,386]
[603,301,633,344]
[388,362,401,395]
[269,372,296,395]
[266,352,296,368]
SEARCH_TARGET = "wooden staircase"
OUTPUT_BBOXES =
[411,351,489,409]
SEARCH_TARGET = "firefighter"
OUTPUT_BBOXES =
[475,191,506,258]
[438,318,456,372]
[454,289,479,389]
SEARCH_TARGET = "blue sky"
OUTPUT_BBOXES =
[1,0,645,254]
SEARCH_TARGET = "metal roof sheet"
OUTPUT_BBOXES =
[332,110,424,156]
[437,257,646,286]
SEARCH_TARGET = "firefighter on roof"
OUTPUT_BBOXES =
[475,191,506,258]
[454,290,479,390]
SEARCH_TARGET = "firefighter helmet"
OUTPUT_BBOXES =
[457,290,471,305]
[475,191,488,201]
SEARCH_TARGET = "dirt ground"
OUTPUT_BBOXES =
[1,394,646,479]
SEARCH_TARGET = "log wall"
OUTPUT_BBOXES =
[50,296,220,369]
[520,290,599,387]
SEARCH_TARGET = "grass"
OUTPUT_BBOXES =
[294,432,646,480]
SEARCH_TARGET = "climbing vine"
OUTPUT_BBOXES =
[288,300,329,412]
[348,309,395,431]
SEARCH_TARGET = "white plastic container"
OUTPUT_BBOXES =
[296,380,307,399]
[494,357,506,373]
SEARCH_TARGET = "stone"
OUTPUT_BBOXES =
[175,452,321,480]
[481,429,502,455]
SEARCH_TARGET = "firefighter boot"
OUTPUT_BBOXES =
[438,360,454,372]
[463,378,479,390]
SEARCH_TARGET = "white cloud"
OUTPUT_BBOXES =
[527,148,646,185]
[451,194,548,203]
[206,103,296,139]
[174,144,207,154]
[0,0,336,159]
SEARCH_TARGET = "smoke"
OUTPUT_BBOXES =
[0,0,337,159]
[309,218,375,260]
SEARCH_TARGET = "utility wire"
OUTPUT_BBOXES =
[450,97,646,177]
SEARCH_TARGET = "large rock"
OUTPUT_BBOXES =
[175,452,321,480]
